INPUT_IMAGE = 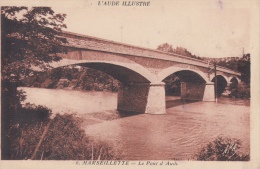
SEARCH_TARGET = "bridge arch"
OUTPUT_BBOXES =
[210,72,229,83]
[49,58,165,114]
[211,75,228,96]
[51,50,170,114]
[157,66,213,101]
[228,76,240,84]
[229,77,239,89]
[157,67,209,83]
[51,59,157,83]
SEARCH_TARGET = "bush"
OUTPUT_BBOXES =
[228,82,250,99]
[6,104,52,159]
[5,106,122,160]
[194,136,249,161]
[229,88,250,99]
[17,103,52,124]
[1,82,28,159]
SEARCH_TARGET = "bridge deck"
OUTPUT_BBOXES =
[61,31,240,76]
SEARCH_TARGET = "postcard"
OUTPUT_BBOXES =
[1,0,259,169]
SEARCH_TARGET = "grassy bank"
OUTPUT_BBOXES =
[3,103,122,160]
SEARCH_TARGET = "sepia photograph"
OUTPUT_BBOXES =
[1,0,259,168]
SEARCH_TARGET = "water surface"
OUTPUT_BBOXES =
[19,87,250,160]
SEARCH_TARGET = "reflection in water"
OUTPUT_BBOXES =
[166,96,199,109]
[20,87,250,160]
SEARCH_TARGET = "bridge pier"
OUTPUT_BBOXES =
[181,82,206,101]
[117,82,166,114]
[180,82,215,101]
[203,82,215,101]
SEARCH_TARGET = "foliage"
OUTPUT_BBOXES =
[1,6,68,159]
[157,42,203,60]
[1,6,67,80]
[157,43,174,53]
[195,136,249,161]
[1,6,121,161]
[6,106,122,160]
[157,43,204,95]
[158,42,250,98]
[237,54,250,84]
[157,42,250,86]
[21,66,120,92]
[1,81,22,113]
[229,83,250,99]
[3,103,51,159]
[163,74,181,96]
[204,54,250,85]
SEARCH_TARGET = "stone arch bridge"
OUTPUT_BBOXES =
[51,31,241,114]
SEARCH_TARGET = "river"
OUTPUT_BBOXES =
[19,87,250,160]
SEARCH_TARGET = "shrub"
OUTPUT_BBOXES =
[195,136,249,161]
[5,106,122,160]
[229,88,250,99]
[229,82,250,99]
[6,104,52,159]
[17,103,52,125]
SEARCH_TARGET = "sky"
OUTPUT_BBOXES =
[3,0,257,58]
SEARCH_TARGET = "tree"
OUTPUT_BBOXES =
[157,43,174,53]
[204,54,250,85]
[238,53,250,84]
[157,43,203,60]
[1,7,68,159]
[1,6,68,108]
[1,6,68,80]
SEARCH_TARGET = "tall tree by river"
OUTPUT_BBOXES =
[1,6,68,159]
[1,6,68,111]
[1,7,67,80]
